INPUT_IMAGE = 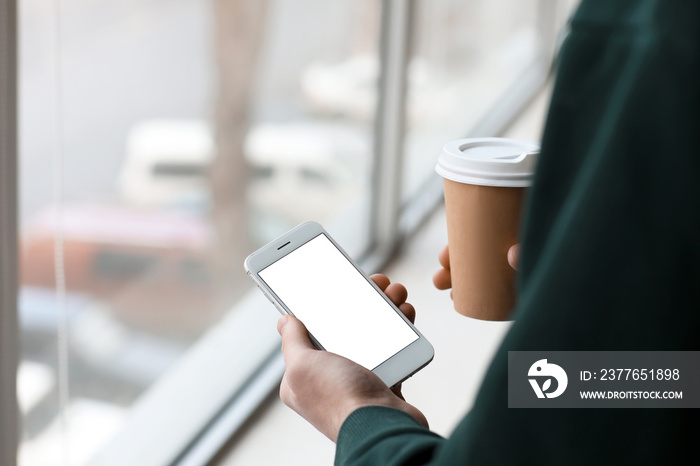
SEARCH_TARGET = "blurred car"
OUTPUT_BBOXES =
[20,203,220,339]
[117,119,214,209]
[244,120,370,239]
[116,118,370,243]
[18,284,189,440]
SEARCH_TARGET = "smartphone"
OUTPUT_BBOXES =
[244,221,434,387]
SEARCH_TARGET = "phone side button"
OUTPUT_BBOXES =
[262,291,276,306]
[256,284,274,301]
[258,287,285,315]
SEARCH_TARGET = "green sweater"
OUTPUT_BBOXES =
[336,1,700,464]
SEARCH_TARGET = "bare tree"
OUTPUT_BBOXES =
[210,0,269,305]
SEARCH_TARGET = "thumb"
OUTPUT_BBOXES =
[278,315,316,356]
[507,244,520,271]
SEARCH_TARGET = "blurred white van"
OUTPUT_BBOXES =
[117,119,214,208]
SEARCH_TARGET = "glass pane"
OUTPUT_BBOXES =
[17,0,378,463]
[402,0,541,203]
[246,0,378,254]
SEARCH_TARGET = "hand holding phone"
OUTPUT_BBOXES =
[276,312,429,441]
[245,221,434,388]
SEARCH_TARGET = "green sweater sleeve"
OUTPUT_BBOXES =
[335,407,443,465]
[336,1,700,465]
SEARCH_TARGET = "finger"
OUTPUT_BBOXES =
[508,244,520,271]
[438,245,450,269]
[384,282,408,306]
[279,374,293,407]
[391,384,405,400]
[370,273,390,291]
[432,268,452,290]
[399,302,415,324]
[278,315,315,359]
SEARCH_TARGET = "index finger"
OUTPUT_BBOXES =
[370,273,391,291]
[438,245,450,269]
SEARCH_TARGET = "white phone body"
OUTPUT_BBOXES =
[244,221,434,388]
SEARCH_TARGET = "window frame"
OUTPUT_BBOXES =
[0,1,569,465]
[1,1,19,465]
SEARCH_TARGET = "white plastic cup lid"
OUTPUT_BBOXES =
[435,138,540,187]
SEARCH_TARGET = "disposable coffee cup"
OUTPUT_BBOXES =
[436,138,539,320]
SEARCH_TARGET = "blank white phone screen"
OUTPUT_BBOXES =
[259,233,418,370]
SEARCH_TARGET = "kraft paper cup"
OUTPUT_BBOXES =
[436,138,539,321]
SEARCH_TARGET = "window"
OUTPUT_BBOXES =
[403,0,543,205]
[16,0,379,464]
[1,1,575,465]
